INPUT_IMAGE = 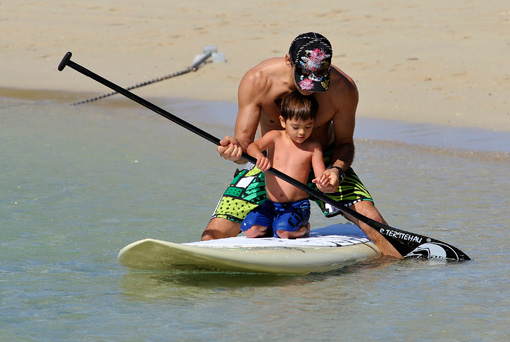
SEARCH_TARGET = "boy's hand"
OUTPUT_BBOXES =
[313,172,336,193]
[256,156,271,172]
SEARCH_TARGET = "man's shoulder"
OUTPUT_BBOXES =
[329,65,357,91]
[312,65,358,123]
[239,57,288,101]
[243,57,286,82]
[250,57,285,71]
[315,65,358,108]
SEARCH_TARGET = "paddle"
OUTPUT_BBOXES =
[58,52,470,261]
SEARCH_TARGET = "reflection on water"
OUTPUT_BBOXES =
[120,271,300,300]
[1,97,509,341]
[118,256,423,302]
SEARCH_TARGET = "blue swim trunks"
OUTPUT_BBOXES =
[240,198,311,238]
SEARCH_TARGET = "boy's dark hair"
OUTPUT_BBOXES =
[276,91,319,121]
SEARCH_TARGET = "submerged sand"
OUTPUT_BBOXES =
[1,0,509,132]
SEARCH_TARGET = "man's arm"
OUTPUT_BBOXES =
[217,68,264,163]
[331,76,358,172]
[324,72,359,187]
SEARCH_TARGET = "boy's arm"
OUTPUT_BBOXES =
[311,144,334,192]
[246,131,279,171]
[246,142,265,160]
[311,145,326,178]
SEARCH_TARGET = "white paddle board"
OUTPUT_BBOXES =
[118,224,381,275]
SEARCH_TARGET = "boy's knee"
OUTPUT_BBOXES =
[244,225,268,238]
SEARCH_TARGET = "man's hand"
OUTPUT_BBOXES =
[217,136,244,162]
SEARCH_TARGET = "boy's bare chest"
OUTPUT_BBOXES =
[270,139,312,169]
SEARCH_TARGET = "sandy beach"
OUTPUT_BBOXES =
[1,0,509,132]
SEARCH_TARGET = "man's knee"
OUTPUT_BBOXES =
[351,200,386,224]
[201,217,241,241]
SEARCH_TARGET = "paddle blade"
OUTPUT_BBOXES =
[379,227,471,261]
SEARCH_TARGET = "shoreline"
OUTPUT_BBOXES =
[2,1,509,133]
[3,90,508,159]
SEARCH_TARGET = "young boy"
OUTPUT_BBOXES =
[241,91,331,239]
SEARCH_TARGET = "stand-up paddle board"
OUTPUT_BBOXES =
[118,224,381,275]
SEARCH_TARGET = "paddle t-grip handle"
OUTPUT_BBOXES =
[58,52,73,71]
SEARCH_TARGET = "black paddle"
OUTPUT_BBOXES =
[58,52,470,261]
[71,51,213,106]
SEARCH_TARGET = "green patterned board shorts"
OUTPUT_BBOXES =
[212,144,374,223]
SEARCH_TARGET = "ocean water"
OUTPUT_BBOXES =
[1,95,509,341]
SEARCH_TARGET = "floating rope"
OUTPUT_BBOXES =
[71,51,213,106]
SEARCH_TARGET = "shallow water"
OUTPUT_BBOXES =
[1,96,509,341]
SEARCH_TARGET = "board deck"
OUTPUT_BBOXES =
[118,224,382,275]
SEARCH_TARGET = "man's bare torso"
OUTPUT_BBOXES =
[250,57,352,149]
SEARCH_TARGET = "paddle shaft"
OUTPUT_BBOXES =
[58,52,470,260]
[71,51,213,106]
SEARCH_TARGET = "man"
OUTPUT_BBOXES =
[202,32,402,258]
